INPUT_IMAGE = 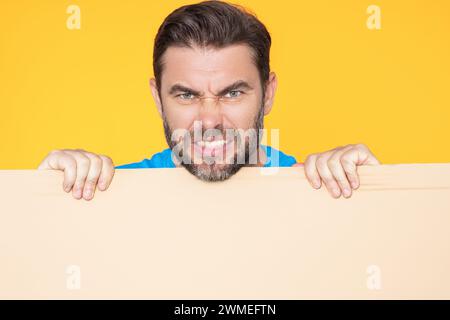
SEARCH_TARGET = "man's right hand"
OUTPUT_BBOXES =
[38,149,115,200]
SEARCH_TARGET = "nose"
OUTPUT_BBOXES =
[198,97,222,129]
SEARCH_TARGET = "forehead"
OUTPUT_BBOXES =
[159,44,260,92]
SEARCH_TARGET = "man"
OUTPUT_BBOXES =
[38,0,380,200]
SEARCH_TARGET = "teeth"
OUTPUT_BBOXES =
[197,140,226,148]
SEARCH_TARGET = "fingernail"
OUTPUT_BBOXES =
[332,188,341,198]
[74,188,82,199]
[343,188,351,198]
[351,181,359,189]
[313,180,321,189]
[84,188,92,199]
[64,185,71,192]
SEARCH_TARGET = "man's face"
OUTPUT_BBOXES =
[150,44,276,181]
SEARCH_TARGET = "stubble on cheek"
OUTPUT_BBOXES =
[161,96,265,181]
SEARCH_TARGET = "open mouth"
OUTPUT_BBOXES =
[193,138,234,158]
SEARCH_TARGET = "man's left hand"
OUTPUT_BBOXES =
[293,144,380,198]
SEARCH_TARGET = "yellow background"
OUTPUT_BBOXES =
[1,0,449,169]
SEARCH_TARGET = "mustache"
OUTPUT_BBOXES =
[162,102,265,151]
[171,129,263,149]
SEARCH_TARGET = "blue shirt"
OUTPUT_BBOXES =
[116,145,297,169]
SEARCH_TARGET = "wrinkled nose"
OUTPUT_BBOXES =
[198,97,222,130]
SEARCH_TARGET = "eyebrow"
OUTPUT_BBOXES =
[168,80,253,96]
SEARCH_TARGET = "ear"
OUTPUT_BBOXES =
[263,72,278,116]
[150,78,163,119]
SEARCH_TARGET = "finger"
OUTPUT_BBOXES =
[63,150,90,200]
[358,144,381,165]
[39,150,78,193]
[340,144,380,190]
[58,154,78,193]
[97,155,115,191]
[316,152,341,198]
[303,154,321,189]
[340,149,360,189]
[350,144,381,165]
[81,152,103,200]
[327,146,354,198]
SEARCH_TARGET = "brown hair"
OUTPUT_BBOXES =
[153,0,271,91]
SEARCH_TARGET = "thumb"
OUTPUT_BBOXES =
[344,145,380,166]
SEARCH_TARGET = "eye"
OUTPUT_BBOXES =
[177,92,195,100]
[224,90,243,98]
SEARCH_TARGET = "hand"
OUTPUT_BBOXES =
[38,149,115,200]
[294,144,380,198]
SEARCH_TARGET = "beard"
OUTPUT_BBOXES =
[162,102,265,182]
